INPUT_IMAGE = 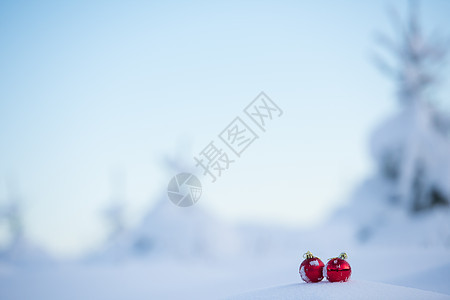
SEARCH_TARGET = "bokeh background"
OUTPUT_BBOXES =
[1,0,450,299]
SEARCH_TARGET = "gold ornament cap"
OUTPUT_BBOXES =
[328,252,348,261]
[303,251,315,259]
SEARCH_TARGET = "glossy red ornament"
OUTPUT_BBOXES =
[325,252,352,282]
[299,251,325,283]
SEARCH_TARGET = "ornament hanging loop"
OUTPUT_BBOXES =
[339,252,348,259]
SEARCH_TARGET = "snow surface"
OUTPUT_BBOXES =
[0,245,449,299]
[229,280,450,300]
[310,259,320,266]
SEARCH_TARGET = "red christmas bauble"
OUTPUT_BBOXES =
[325,253,352,282]
[299,251,325,283]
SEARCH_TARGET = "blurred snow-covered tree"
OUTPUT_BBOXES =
[372,0,450,212]
[0,198,23,249]
[103,171,127,241]
[0,182,51,265]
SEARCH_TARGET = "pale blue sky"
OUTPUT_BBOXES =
[1,0,450,257]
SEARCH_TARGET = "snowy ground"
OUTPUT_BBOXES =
[0,244,449,299]
[229,281,450,300]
